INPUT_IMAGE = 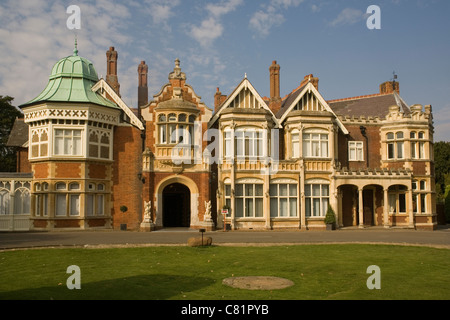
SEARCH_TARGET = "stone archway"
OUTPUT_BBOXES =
[155,175,200,229]
[339,184,358,227]
[162,183,190,227]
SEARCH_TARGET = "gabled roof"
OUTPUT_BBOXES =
[208,77,280,128]
[275,84,307,119]
[92,79,144,130]
[6,118,29,147]
[327,91,410,119]
[276,82,349,134]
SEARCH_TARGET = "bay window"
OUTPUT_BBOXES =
[305,184,329,217]
[291,131,299,159]
[158,113,196,145]
[387,132,404,160]
[235,183,264,218]
[86,183,106,216]
[388,185,407,214]
[235,129,264,159]
[54,129,82,156]
[411,131,425,159]
[270,183,298,217]
[54,182,80,217]
[303,130,328,158]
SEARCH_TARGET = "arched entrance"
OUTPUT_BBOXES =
[162,183,191,227]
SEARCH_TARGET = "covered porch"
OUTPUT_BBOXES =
[335,168,416,229]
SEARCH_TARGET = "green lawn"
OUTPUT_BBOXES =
[0,244,449,300]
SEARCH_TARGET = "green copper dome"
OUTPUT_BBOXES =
[21,44,118,109]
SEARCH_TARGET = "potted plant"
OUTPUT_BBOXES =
[324,205,336,230]
[119,206,128,230]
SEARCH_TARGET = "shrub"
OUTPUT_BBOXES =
[120,205,128,213]
[324,205,336,225]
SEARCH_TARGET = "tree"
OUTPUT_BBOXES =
[0,96,22,172]
[434,141,450,202]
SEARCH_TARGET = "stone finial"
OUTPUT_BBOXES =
[169,58,186,81]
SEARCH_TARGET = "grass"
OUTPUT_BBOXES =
[0,244,449,300]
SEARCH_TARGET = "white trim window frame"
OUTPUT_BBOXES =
[234,128,265,161]
[387,132,404,160]
[303,129,328,158]
[270,183,298,217]
[235,183,264,218]
[388,185,407,214]
[86,183,106,217]
[305,184,329,217]
[410,131,426,160]
[348,141,364,161]
[53,128,83,157]
[291,130,300,159]
[30,127,49,159]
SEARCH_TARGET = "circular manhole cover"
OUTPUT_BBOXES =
[222,276,294,290]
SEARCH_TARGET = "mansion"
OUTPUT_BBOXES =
[0,44,437,231]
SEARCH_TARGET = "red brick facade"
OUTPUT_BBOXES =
[6,47,436,232]
[111,125,143,230]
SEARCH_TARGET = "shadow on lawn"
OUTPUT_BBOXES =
[0,274,215,300]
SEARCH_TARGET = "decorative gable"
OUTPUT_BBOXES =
[209,77,280,128]
[279,83,348,134]
[92,79,144,130]
[292,89,326,112]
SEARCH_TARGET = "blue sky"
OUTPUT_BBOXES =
[0,0,449,141]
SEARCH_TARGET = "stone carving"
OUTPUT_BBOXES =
[204,200,211,218]
[140,200,155,232]
[144,201,152,222]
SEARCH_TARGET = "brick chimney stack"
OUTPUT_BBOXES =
[269,60,281,114]
[300,74,319,90]
[106,46,120,97]
[380,80,400,94]
[214,87,227,114]
[138,61,148,118]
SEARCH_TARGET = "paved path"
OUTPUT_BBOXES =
[1,226,449,250]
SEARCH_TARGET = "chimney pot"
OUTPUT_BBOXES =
[269,60,281,114]
[106,46,120,96]
[380,80,400,94]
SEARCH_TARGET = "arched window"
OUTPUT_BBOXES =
[14,188,30,214]
[0,189,10,215]
[158,114,167,144]
[178,114,187,122]
[168,113,177,122]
